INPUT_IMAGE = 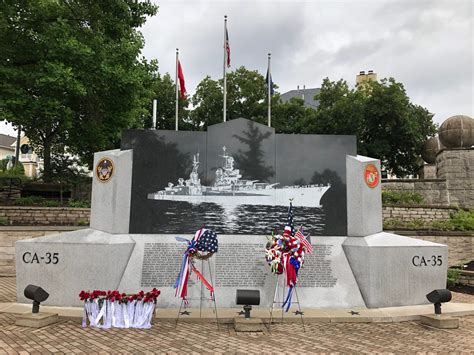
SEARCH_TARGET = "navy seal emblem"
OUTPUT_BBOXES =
[96,158,114,182]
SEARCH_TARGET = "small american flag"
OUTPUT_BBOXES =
[284,202,294,236]
[295,230,313,254]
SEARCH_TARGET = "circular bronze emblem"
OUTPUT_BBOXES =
[364,163,379,188]
[96,158,114,183]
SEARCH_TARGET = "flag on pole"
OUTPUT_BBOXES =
[225,27,231,68]
[295,229,313,254]
[266,67,274,95]
[177,60,187,99]
[284,202,294,236]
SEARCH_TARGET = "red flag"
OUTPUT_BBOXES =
[177,60,187,99]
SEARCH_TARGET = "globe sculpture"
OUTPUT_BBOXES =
[438,115,474,148]
[421,136,444,164]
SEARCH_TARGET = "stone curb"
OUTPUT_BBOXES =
[1,302,473,324]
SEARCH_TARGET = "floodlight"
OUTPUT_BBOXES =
[236,290,260,318]
[426,289,452,315]
[24,285,49,313]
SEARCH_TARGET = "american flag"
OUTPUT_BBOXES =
[295,230,313,254]
[284,202,294,236]
[225,27,231,68]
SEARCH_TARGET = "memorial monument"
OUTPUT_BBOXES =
[16,118,447,309]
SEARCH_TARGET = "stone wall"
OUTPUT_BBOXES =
[436,148,474,207]
[384,148,473,208]
[458,271,474,286]
[394,231,473,267]
[383,179,450,206]
[383,205,457,222]
[0,227,85,275]
[0,207,90,226]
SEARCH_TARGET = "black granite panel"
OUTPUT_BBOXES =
[121,119,356,235]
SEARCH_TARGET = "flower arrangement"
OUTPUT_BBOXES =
[79,288,160,329]
[265,202,313,311]
[174,228,218,304]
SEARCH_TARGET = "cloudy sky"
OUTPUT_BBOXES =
[2,0,472,137]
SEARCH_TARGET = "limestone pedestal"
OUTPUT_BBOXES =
[15,312,59,328]
[420,314,459,329]
[234,317,265,332]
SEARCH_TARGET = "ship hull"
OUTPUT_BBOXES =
[147,186,330,208]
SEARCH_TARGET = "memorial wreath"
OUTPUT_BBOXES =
[174,228,218,304]
[265,202,313,311]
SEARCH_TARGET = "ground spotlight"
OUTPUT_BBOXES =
[236,289,260,318]
[24,285,49,313]
[426,289,452,315]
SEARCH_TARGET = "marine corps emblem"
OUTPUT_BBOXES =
[96,158,114,183]
[364,163,379,188]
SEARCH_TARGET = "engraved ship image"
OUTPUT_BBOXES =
[147,147,331,207]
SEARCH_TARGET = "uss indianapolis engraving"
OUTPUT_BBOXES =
[147,146,331,208]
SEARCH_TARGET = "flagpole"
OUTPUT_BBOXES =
[223,15,227,123]
[267,53,271,127]
[175,48,179,131]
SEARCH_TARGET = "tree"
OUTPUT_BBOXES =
[308,78,436,177]
[0,0,158,181]
[47,145,88,203]
[190,66,274,129]
[272,97,316,134]
[142,70,190,130]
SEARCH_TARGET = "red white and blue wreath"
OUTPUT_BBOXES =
[174,228,218,304]
[265,202,313,311]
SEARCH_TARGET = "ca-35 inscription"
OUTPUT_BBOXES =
[22,252,59,264]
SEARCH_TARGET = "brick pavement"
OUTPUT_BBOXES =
[1,277,473,353]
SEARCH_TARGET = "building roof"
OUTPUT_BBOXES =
[280,88,321,109]
[0,134,16,151]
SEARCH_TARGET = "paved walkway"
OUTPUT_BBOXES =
[1,277,473,354]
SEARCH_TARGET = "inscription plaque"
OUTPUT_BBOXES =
[299,244,337,287]
[216,243,267,287]
[141,243,184,288]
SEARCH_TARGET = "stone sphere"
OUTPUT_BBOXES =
[438,115,474,148]
[422,136,444,164]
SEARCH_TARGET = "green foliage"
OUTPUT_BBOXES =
[384,209,474,231]
[0,216,8,226]
[450,209,474,231]
[68,199,90,208]
[306,78,437,177]
[191,67,276,129]
[142,72,190,130]
[0,0,159,180]
[432,209,474,231]
[12,196,46,206]
[382,190,424,205]
[43,200,60,207]
[383,218,426,230]
[447,268,461,288]
[76,218,90,226]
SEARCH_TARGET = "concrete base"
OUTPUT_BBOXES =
[15,312,59,328]
[234,317,265,332]
[16,230,365,309]
[343,232,448,308]
[420,314,459,329]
